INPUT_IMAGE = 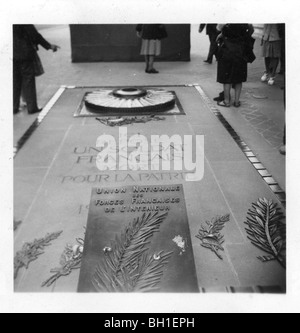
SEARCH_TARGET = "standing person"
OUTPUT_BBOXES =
[261,24,282,85]
[278,24,285,75]
[136,24,167,74]
[216,24,254,108]
[199,24,219,64]
[279,126,286,155]
[279,84,286,155]
[13,25,60,115]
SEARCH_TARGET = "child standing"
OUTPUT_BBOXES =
[261,24,282,86]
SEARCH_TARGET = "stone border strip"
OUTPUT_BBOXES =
[199,285,284,293]
[13,86,66,158]
[193,84,286,209]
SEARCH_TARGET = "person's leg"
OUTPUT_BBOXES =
[268,57,280,85]
[233,83,242,106]
[20,89,27,107]
[264,57,271,73]
[210,33,219,61]
[148,55,155,70]
[13,60,22,114]
[147,55,159,73]
[261,57,271,81]
[261,57,271,82]
[279,125,286,155]
[21,60,39,114]
[270,57,280,77]
[217,84,230,106]
[144,55,149,72]
[204,34,214,63]
[223,84,231,104]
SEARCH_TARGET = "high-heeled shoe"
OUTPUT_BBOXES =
[217,100,230,107]
[146,68,159,74]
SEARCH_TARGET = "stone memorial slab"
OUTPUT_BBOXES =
[77,184,199,292]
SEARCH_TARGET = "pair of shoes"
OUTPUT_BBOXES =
[203,60,212,64]
[213,91,225,101]
[261,72,269,82]
[28,108,42,114]
[279,145,286,155]
[146,68,159,74]
[233,101,241,107]
[217,100,230,107]
[268,77,275,86]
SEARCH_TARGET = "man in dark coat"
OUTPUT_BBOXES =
[13,25,60,114]
[199,24,219,64]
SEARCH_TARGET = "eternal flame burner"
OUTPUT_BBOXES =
[84,87,176,113]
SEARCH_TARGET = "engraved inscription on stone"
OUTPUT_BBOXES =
[77,184,199,292]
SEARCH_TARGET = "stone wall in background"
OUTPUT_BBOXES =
[70,24,191,62]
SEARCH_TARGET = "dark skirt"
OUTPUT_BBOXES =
[217,40,248,84]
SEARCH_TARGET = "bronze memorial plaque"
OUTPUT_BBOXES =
[77,184,199,292]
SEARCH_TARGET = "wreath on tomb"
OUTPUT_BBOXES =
[95,115,166,127]
[92,211,173,292]
[244,198,286,268]
[41,237,85,287]
[14,231,63,279]
[195,214,230,259]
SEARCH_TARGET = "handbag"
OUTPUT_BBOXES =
[243,36,256,63]
[216,38,224,61]
[33,51,45,76]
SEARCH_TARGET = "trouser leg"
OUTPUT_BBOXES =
[20,60,38,113]
[207,34,218,62]
[13,60,22,113]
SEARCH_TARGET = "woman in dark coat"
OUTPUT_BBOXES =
[216,24,254,107]
[136,24,167,74]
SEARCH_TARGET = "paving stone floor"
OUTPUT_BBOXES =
[14,83,286,293]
